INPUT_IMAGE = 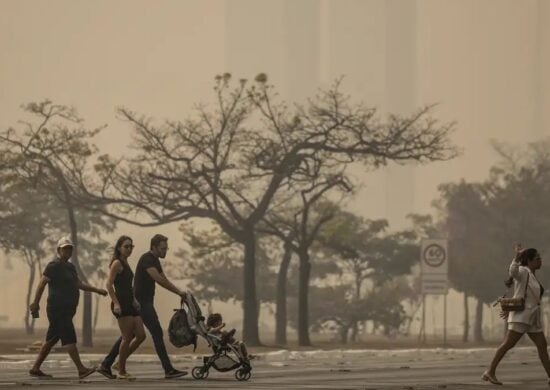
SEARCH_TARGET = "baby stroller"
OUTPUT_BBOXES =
[184,291,252,381]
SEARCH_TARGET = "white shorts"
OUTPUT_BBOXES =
[508,322,544,334]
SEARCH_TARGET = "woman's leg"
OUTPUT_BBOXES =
[527,332,550,377]
[487,329,524,376]
[117,316,136,375]
[127,317,146,357]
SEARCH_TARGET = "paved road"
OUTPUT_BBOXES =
[2,347,550,389]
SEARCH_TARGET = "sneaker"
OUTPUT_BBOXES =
[165,369,188,379]
[29,369,53,379]
[97,365,116,379]
[117,372,134,380]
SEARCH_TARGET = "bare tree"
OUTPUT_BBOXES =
[259,168,351,346]
[0,101,111,346]
[0,172,61,334]
[76,75,457,345]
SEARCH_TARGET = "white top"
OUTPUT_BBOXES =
[507,259,543,325]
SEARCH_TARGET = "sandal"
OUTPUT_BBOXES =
[78,367,96,379]
[482,371,503,385]
[29,369,53,379]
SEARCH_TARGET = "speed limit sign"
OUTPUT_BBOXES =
[421,239,448,275]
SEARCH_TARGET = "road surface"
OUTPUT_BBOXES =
[1,347,549,389]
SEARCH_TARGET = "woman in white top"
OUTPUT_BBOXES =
[483,244,550,385]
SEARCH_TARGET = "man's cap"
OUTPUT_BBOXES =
[57,236,74,249]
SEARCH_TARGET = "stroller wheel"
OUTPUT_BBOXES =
[191,366,209,380]
[235,368,251,381]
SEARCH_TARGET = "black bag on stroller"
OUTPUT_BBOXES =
[168,301,197,351]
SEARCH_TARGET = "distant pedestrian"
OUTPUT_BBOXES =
[97,236,145,380]
[483,244,550,385]
[28,236,108,379]
[98,234,188,379]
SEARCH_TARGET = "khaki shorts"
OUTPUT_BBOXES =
[508,322,544,334]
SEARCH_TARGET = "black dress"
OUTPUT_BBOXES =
[111,260,140,318]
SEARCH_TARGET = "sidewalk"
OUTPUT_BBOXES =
[0,345,539,369]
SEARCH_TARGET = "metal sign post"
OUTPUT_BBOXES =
[419,294,426,344]
[420,239,449,345]
[443,294,447,345]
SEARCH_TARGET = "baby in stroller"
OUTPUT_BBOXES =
[184,292,252,381]
[206,313,250,363]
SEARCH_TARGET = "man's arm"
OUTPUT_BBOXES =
[78,281,108,296]
[29,276,49,312]
[146,267,186,299]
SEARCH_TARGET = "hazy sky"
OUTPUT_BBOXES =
[1,0,549,333]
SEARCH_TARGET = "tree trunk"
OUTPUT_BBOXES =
[462,292,469,343]
[66,203,93,347]
[275,241,292,345]
[350,274,361,343]
[339,325,349,344]
[25,261,37,335]
[350,321,359,342]
[93,293,100,334]
[82,292,92,346]
[473,298,484,343]
[405,301,420,336]
[297,249,312,346]
[242,230,261,346]
[355,276,362,300]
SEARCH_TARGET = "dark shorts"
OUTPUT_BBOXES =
[46,308,77,346]
[111,301,140,319]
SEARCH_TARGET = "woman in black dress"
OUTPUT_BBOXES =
[104,236,145,379]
